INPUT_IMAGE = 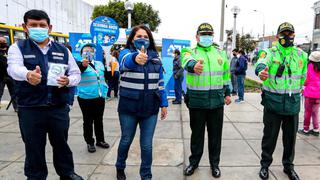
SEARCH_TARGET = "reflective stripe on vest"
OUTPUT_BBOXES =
[187,85,224,91]
[262,86,301,94]
[122,72,145,79]
[187,71,224,76]
[120,81,159,90]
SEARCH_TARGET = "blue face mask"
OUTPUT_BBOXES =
[133,38,150,51]
[82,51,95,62]
[199,35,213,47]
[28,27,49,43]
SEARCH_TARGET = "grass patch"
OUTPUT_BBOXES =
[245,78,262,92]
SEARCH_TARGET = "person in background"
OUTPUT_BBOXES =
[298,51,320,137]
[230,49,239,96]
[7,9,83,180]
[115,25,168,180]
[172,49,184,104]
[235,49,247,103]
[77,43,110,153]
[0,36,17,111]
[107,50,120,98]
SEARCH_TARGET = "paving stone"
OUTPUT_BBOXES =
[270,165,320,180]
[0,133,24,161]
[184,139,260,167]
[90,165,183,180]
[0,162,96,180]
[103,138,184,167]
[247,139,320,166]
[225,111,264,123]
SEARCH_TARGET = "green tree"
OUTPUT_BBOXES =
[239,34,257,54]
[92,1,161,32]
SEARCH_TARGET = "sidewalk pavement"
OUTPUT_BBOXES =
[0,93,319,180]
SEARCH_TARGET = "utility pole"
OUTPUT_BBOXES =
[219,0,225,49]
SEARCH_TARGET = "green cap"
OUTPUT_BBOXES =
[277,22,295,34]
[197,23,214,34]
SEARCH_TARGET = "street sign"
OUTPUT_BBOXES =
[90,16,120,46]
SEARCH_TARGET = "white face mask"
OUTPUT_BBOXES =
[237,54,240,58]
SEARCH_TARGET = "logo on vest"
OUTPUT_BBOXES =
[217,57,223,65]
[299,60,303,68]
[52,52,65,57]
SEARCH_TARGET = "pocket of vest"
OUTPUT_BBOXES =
[284,94,300,115]
[188,91,210,108]
[120,88,140,100]
[262,91,284,113]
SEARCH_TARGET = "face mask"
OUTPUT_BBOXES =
[237,54,240,58]
[232,53,236,57]
[133,38,150,51]
[279,35,294,48]
[199,35,213,47]
[82,51,95,62]
[28,27,49,43]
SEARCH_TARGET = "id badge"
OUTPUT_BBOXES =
[47,63,68,86]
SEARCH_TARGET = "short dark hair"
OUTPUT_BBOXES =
[125,25,157,51]
[24,9,50,25]
[174,49,180,55]
[80,44,95,54]
[239,50,245,55]
[232,49,238,53]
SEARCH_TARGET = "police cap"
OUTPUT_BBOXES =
[277,22,295,34]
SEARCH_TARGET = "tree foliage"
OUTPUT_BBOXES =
[92,1,161,32]
[239,34,256,54]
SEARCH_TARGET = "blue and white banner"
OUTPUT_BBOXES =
[90,16,120,46]
[161,38,190,98]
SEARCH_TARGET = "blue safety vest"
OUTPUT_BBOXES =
[118,49,162,117]
[77,61,107,99]
[15,39,69,107]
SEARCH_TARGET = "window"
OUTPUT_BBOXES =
[13,31,26,42]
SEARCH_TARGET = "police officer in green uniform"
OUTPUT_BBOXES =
[182,23,231,178]
[255,22,307,180]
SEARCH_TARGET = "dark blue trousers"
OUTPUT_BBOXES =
[18,105,75,179]
[174,77,183,102]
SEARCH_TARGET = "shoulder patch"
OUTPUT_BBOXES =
[184,52,191,56]
[259,51,267,59]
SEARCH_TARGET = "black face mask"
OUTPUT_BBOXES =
[279,35,294,47]
[233,53,236,57]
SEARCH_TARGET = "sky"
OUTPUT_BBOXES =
[83,0,318,45]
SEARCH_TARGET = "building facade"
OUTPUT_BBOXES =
[0,0,93,34]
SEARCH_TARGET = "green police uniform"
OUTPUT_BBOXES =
[181,40,230,168]
[255,38,307,171]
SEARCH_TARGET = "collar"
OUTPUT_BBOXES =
[31,39,52,49]
[276,42,294,56]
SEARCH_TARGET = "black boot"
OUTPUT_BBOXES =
[117,169,126,180]
[259,167,269,179]
[184,165,198,176]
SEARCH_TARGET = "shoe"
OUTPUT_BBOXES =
[235,99,244,103]
[60,173,84,180]
[259,167,269,179]
[310,129,319,136]
[297,129,310,136]
[87,144,96,153]
[283,168,300,180]
[172,101,181,104]
[116,169,126,180]
[211,166,221,178]
[184,165,198,176]
[96,141,110,149]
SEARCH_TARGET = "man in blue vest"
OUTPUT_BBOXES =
[7,9,83,180]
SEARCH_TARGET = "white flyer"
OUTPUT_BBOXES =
[47,63,68,86]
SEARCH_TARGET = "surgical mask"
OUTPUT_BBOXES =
[199,35,213,47]
[28,27,49,43]
[279,35,294,48]
[133,38,150,51]
[82,51,95,62]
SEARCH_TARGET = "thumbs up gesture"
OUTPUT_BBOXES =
[27,65,42,86]
[135,45,148,65]
[258,66,269,81]
[193,59,204,75]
